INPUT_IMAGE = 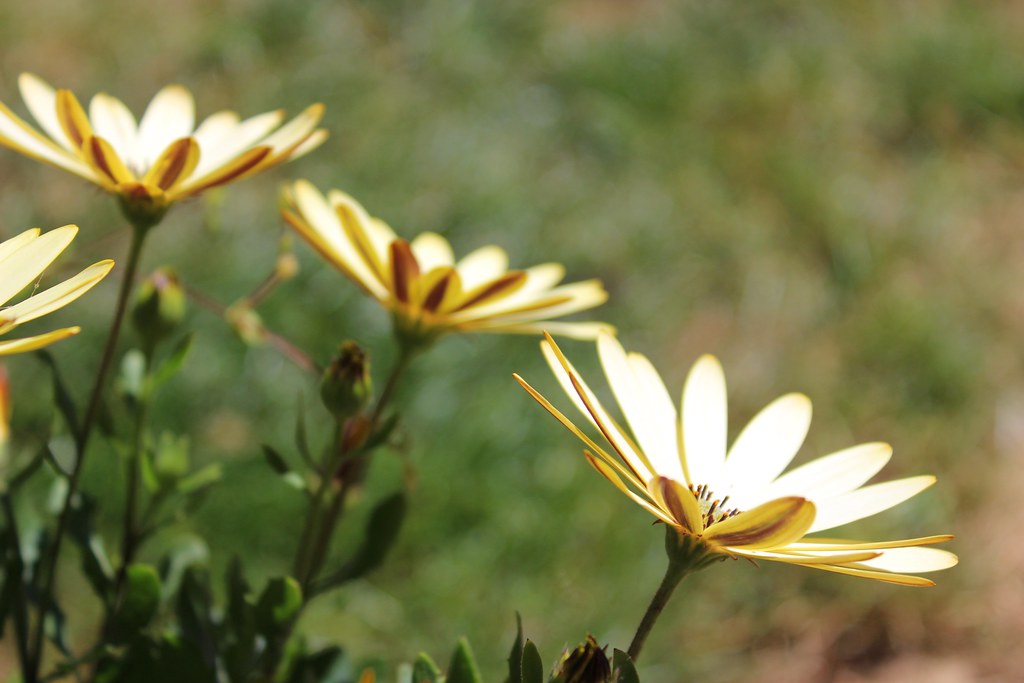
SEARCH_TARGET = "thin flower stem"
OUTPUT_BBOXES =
[182,281,320,375]
[371,343,417,427]
[627,557,692,663]
[113,356,152,600]
[27,224,149,682]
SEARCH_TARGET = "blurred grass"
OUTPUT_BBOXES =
[1,0,1022,680]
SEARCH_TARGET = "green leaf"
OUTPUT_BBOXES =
[159,535,209,601]
[262,444,291,475]
[177,463,222,494]
[149,333,195,390]
[67,494,114,601]
[507,613,524,683]
[109,564,162,641]
[154,432,190,483]
[34,350,79,437]
[283,646,349,683]
[175,568,217,668]
[120,349,147,402]
[311,491,407,594]
[447,638,482,683]
[521,641,543,683]
[223,557,257,682]
[412,652,442,683]
[94,632,218,683]
[362,412,400,452]
[612,650,639,683]
[255,576,303,635]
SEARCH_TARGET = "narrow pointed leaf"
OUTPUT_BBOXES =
[150,332,195,390]
[507,613,524,683]
[447,637,482,683]
[521,640,544,683]
[412,653,442,683]
[261,444,291,475]
[612,649,639,683]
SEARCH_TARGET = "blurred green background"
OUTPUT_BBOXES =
[0,0,1018,681]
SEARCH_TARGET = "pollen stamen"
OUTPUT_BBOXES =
[688,483,741,528]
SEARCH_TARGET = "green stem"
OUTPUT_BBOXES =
[627,529,723,664]
[110,354,152,613]
[626,557,691,663]
[293,343,417,590]
[27,223,150,682]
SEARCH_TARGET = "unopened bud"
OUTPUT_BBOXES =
[552,636,611,683]
[275,252,299,281]
[131,267,186,353]
[320,342,372,421]
[225,303,267,346]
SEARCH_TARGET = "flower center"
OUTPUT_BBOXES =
[688,483,741,529]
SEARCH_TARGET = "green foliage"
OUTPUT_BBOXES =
[108,564,162,641]
[255,576,303,634]
[413,652,443,683]
[447,638,483,683]
[611,651,639,683]
[311,490,408,594]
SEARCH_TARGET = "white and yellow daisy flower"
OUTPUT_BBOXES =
[0,73,327,214]
[516,333,957,586]
[282,180,611,343]
[0,225,114,355]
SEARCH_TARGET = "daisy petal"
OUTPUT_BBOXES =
[0,224,77,305]
[757,442,893,505]
[174,145,270,198]
[785,535,953,551]
[792,563,936,587]
[456,246,508,291]
[283,181,387,299]
[703,496,815,550]
[55,90,94,150]
[0,228,41,262]
[733,548,882,565]
[724,393,812,500]
[83,135,135,187]
[0,102,92,177]
[682,355,728,490]
[599,334,682,481]
[410,232,455,272]
[137,85,195,168]
[142,137,199,190]
[540,335,652,482]
[653,476,703,534]
[89,93,138,163]
[808,475,936,533]
[848,547,958,574]
[515,373,644,490]
[0,259,114,325]
[0,327,80,355]
[19,73,73,150]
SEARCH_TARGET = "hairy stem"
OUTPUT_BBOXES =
[626,555,691,663]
